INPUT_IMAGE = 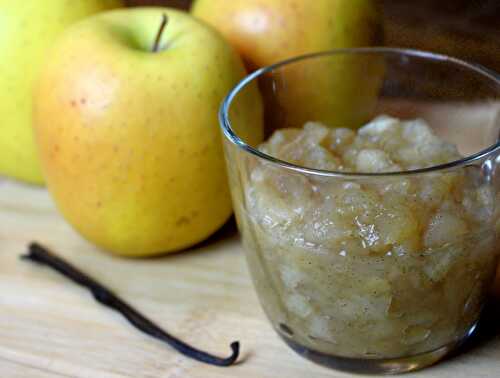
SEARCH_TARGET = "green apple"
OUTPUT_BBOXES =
[0,0,123,184]
[192,0,384,128]
[33,8,263,257]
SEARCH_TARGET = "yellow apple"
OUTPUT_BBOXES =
[192,0,384,128]
[0,0,123,184]
[33,8,263,257]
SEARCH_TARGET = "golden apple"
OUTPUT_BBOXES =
[192,0,384,128]
[0,0,123,184]
[34,8,263,256]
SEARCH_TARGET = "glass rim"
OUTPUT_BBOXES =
[219,47,500,178]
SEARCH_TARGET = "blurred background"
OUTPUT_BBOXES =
[126,0,500,73]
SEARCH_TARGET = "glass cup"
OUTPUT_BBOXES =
[219,48,500,374]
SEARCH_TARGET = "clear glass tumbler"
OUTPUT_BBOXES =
[219,48,500,374]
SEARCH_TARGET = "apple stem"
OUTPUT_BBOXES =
[152,13,169,53]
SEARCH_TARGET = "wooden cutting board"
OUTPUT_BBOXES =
[1,178,500,378]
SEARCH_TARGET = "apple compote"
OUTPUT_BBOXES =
[239,115,499,358]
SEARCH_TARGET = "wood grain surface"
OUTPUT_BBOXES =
[1,177,500,378]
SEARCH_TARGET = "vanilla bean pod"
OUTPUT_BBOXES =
[21,242,240,367]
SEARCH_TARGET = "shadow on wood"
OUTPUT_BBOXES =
[444,297,500,364]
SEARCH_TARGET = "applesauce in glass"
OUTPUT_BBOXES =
[220,48,500,374]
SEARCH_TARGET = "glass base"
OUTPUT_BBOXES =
[280,336,461,375]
